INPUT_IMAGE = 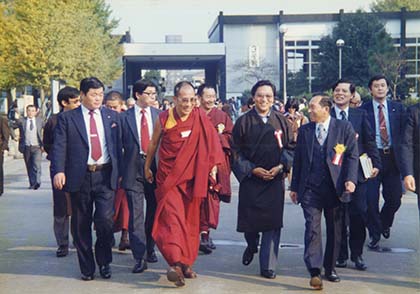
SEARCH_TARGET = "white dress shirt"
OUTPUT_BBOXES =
[81,105,110,164]
[134,104,153,154]
[372,99,392,148]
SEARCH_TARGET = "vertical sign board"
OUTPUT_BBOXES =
[249,45,260,68]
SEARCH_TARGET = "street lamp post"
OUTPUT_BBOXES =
[279,25,288,104]
[336,39,345,79]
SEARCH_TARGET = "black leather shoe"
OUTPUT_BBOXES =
[99,264,111,279]
[382,228,390,239]
[367,238,380,250]
[352,256,367,271]
[146,251,158,263]
[56,245,69,257]
[309,275,323,290]
[325,269,340,282]
[33,183,40,190]
[335,259,347,268]
[132,259,148,274]
[208,237,216,250]
[260,269,276,279]
[81,273,94,281]
[242,247,255,266]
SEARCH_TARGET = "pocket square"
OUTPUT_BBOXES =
[111,122,117,128]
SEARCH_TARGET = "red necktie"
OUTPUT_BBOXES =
[89,110,102,161]
[141,109,150,153]
[378,104,389,147]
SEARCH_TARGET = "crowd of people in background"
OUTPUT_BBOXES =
[0,74,418,291]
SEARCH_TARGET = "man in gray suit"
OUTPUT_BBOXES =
[18,105,44,189]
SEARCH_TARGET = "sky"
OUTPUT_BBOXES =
[105,0,375,42]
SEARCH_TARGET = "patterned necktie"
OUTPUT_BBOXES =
[140,109,150,154]
[89,110,102,161]
[29,119,34,131]
[378,104,389,147]
[340,110,347,121]
[317,124,326,145]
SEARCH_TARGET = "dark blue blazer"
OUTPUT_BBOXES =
[361,100,406,172]
[120,106,160,189]
[290,117,359,203]
[52,106,121,192]
[331,107,382,182]
[401,103,420,185]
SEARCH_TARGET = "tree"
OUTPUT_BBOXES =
[371,0,420,12]
[0,0,123,112]
[315,10,401,95]
[287,70,309,97]
[230,59,277,87]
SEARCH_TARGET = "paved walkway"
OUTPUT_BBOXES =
[0,156,419,293]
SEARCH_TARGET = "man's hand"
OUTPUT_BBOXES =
[252,167,273,181]
[404,175,416,192]
[289,191,298,204]
[345,181,356,193]
[145,168,154,184]
[268,164,283,178]
[53,172,66,190]
[370,167,379,178]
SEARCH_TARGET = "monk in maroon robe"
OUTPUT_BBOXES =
[197,84,233,254]
[145,81,224,287]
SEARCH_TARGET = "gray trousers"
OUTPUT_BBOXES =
[23,145,42,186]
[244,228,281,271]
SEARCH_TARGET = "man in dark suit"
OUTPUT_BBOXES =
[120,79,161,274]
[0,115,10,196]
[43,86,81,257]
[331,79,381,271]
[401,103,420,213]
[361,75,406,250]
[290,94,359,290]
[52,77,121,281]
[18,105,44,189]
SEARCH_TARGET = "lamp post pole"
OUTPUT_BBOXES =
[279,25,288,104]
[336,39,345,79]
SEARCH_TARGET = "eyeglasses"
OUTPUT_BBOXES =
[143,92,157,97]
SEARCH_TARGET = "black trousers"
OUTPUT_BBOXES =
[302,204,342,274]
[338,181,368,260]
[244,228,281,271]
[49,166,70,247]
[144,182,157,254]
[70,167,115,276]
[367,150,402,241]
[125,180,146,262]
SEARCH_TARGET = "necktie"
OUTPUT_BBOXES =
[140,109,150,153]
[378,104,389,147]
[29,119,34,131]
[89,110,102,161]
[317,124,326,145]
[340,110,347,121]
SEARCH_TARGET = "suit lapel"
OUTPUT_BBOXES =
[127,107,140,146]
[71,107,89,146]
[151,107,158,125]
[365,101,376,130]
[326,118,338,160]
[101,108,112,152]
[305,123,315,163]
[387,100,397,139]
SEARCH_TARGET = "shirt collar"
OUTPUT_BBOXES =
[81,104,100,115]
[316,115,331,131]
[372,99,387,110]
[135,103,150,114]
[334,105,349,119]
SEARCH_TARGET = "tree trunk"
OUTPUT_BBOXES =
[39,87,45,118]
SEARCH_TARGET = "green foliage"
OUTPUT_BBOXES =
[315,10,402,96]
[287,70,309,97]
[0,0,122,90]
[143,70,161,83]
[371,0,420,12]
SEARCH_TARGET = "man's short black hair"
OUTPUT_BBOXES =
[26,104,37,111]
[311,92,332,109]
[251,80,276,97]
[80,77,104,94]
[57,86,80,108]
[133,79,157,100]
[368,74,389,89]
[174,81,194,97]
[332,79,356,94]
[104,90,123,103]
[197,83,217,97]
